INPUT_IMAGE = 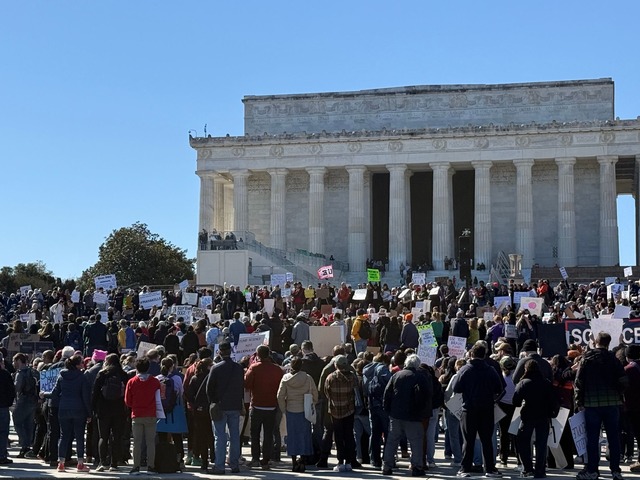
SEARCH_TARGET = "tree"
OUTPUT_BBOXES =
[79,222,195,289]
[0,261,57,294]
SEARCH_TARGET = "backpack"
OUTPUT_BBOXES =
[363,362,391,407]
[22,368,39,398]
[101,373,124,401]
[159,375,177,414]
[359,319,372,340]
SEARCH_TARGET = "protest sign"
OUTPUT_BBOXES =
[192,307,207,320]
[483,311,494,322]
[398,288,411,300]
[493,295,511,307]
[417,344,437,366]
[136,341,156,359]
[369,312,379,324]
[20,313,36,326]
[548,408,570,449]
[199,296,212,308]
[183,292,198,306]
[271,273,287,287]
[178,279,189,291]
[559,267,568,280]
[19,285,32,296]
[565,319,640,348]
[94,274,117,290]
[40,367,61,395]
[520,297,544,316]
[447,335,467,358]
[445,394,465,420]
[513,291,534,305]
[417,324,437,347]
[70,290,80,303]
[569,411,587,456]
[139,290,163,310]
[282,288,291,297]
[235,332,270,361]
[505,324,518,339]
[411,307,422,322]
[207,312,222,325]
[309,325,344,357]
[367,269,381,282]
[263,299,275,315]
[605,277,616,286]
[412,272,426,285]
[624,266,633,278]
[173,305,193,323]
[352,289,367,301]
[613,305,631,319]
[286,272,294,283]
[317,265,333,280]
[7,333,41,355]
[590,316,624,349]
[321,304,333,316]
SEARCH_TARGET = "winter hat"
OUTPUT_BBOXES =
[92,349,107,362]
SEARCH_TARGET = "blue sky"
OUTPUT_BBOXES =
[1,1,638,279]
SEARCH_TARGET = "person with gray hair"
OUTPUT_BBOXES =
[382,354,433,477]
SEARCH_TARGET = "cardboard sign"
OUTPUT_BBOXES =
[483,311,494,322]
[520,297,544,317]
[286,272,294,283]
[40,367,61,395]
[93,292,109,306]
[235,331,270,361]
[183,292,198,306]
[590,317,624,349]
[493,296,511,306]
[263,298,275,315]
[447,335,467,358]
[136,341,156,359]
[320,304,333,316]
[411,307,422,322]
[412,272,426,285]
[317,265,333,280]
[513,291,534,305]
[624,266,633,278]
[505,324,518,339]
[192,307,207,320]
[19,285,32,297]
[173,305,193,323]
[7,333,41,355]
[367,269,381,282]
[309,325,344,357]
[139,290,163,310]
[207,312,222,325]
[417,344,437,366]
[352,289,367,301]
[548,407,570,449]
[70,290,80,303]
[19,313,36,326]
[94,274,117,290]
[398,288,411,300]
[569,411,587,456]
[613,305,631,319]
[445,393,464,420]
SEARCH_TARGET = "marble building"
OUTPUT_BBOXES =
[190,78,640,275]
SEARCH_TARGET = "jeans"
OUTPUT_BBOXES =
[383,417,424,470]
[213,410,241,471]
[585,406,621,474]
[444,409,463,463]
[425,408,439,463]
[58,416,86,462]
[369,406,389,466]
[355,339,368,355]
[461,407,495,473]
[517,419,549,476]
[332,413,356,465]
[132,417,157,469]
[250,408,276,464]
[0,407,9,460]
[12,400,36,449]
[354,414,371,461]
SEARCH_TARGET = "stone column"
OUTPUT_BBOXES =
[405,170,413,264]
[223,182,234,232]
[198,172,215,233]
[472,161,493,268]
[213,176,226,232]
[598,155,619,266]
[556,157,578,267]
[230,169,250,234]
[514,159,535,269]
[637,155,640,266]
[268,168,288,251]
[388,164,407,273]
[346,165,367,272]
[307,167,326,255]
[432,162,453,270]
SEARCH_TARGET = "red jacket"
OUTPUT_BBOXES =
[125,374,160,418]
[244,359,284,408]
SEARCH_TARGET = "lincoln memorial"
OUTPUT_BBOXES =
[190,79,640,280]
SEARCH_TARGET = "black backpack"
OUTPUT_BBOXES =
[22,368,39,398]
[159,375,177,414]
[101,373,124,401]
[359,320,372,340]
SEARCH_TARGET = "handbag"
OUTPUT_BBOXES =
[303,393,316,424]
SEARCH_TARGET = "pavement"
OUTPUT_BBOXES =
[0,424,635,480]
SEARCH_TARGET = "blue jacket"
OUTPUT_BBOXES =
[229,319,246,346]
[51,368,91,418]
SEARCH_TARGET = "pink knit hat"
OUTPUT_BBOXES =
[92,349,107,362]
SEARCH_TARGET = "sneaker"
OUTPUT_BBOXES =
[96,464,106,472]
[261,464,271,470]
[412,467,426,476]
[209,467,225,475]
[611,472,624,480]
[0,458,13,465]
[230,467,240,473]
[147,466,158,474]
[485,470,503,477]
[382,467,393,475]
[77,463,90,473]
[428,461,437,469]
[630,462,640,473]
[457,470,472,478]
[24,450,37,459]
[445,454,453,460]
[57,462,65,472]
[247,460,261,468]
[109,466,120,472]
[129,466,140,475]
[344,463,353,472]
[191,457,203,467]
[333,464,347,472]
[576,470,598,480]
[520,473,533,478]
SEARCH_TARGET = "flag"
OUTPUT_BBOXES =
[318,265,334,279]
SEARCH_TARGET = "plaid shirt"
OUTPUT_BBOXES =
[324,369,357,419]
[575,347,626,408]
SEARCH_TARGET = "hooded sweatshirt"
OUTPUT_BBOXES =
[51,368,91,418]
[277,370,318,413]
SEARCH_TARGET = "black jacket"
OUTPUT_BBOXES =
[206,356,244,411]
[513,374,558,422]
[0,368,15,408]
[383,367,433,421]
[453,358,504,410]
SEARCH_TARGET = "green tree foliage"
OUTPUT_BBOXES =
[79,222,194,289]
[0,261,57,293]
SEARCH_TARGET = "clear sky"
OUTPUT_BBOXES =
[1,1,638,279]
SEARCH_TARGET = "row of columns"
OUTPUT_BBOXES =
[198,155,620,271]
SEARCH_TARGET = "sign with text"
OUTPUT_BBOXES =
[19,313,36,326]
[559,267,568,280]
[565,319,640,347]
[183,292,198,306]
[263,298,275,315]
[19,285,32,297]
[173,305,193,323]
[447,335,467,358]
[624,266,633,278]
[234,331,270,362]
[417,344,437,366]
[40,367,61,395]
[199,295,213,308]
[367,269,380,282]
[520,296,543,316]
[178,279,189,291]
[139,290,163,310]
[412,272,426,285]
[417,324,437,347]
[286,272,294,283]
[70,290,80,303]
[317,265,334,280]
[513,291,534,305]
[569,411,587,456]
[94,274,117,290]
[7,333,41,355]
[493,296,511,307]
[270,273,287,287]
[192,307,207,320]
[136,341,156,359]
[93,292,109,306]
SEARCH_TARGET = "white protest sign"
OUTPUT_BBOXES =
[447,335,467,358]
[494,404,507,424]
[207,312,222,325]
[139,290,163,310]
[286,272,294,283]
[39,367,62,395]
[590,316,624,349]
[178,279,189,291]
[605,277,616,286]
[271,274,287,287]
[234,332,270,361]
[415,301,425,311]
[548,407,570,449]
[369,313,379,324]
[98,311,108,322]
[282,288,291,297]
[20,313,36,326]
[173,305,193,323]
[192,307,207,320]
[505,324,518,339]
[310,325,344,356]
[559,267,568,280]
[569,411,587,456]
[183,292,198,306]
[263,298,275,315]
[622,290,630,300]
[19,285,32,297]
[613,305,631,320]
[493,296,511,307]
[513,291,534,305]
[412,272,426,285]
[624,266,633,278]
[245,291,253,302]
[398,288,411,300]
[520,297,544,317]
[93,292,109,306]
[352,289,367,301]
[94,274,117,290]
[445,393,465,420]
[417,344,437,366]
[411,307,422,322]
[199,296,213,308]
[483,311,494,322]
[136,341,156,359]
[508,406,523,435]
[70,290,80,303]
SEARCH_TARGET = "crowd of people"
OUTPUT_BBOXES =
[0,275,639,479]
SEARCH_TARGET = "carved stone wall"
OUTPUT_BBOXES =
[490,164,517,257]
[243,79,614,135]
[574,160,600,265]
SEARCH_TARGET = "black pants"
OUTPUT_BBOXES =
[498,402,516,462]
[332,413,356,465]
[628,411,640,462]
[250,408,276,464]
[97,415,124,468]
[517,418,549,476]
[193,410,213,466]
[461,407,495,472]
[32,405,47,457]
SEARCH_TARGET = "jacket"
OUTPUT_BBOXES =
[300,352,326,385]
[244,359,284,408]
[453,358,504,411]
[575,347,627,408]
[451,317,470,339]
[513,374,558,422]
[351,315,367,341]
[206,356,244,411]
[51,368,91,418]
[383,367,432,421]
[124,373,160,418]
[277,370,318,413]
[91,367,129,416]
[0,368,16,408]
[400,322,419,349]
